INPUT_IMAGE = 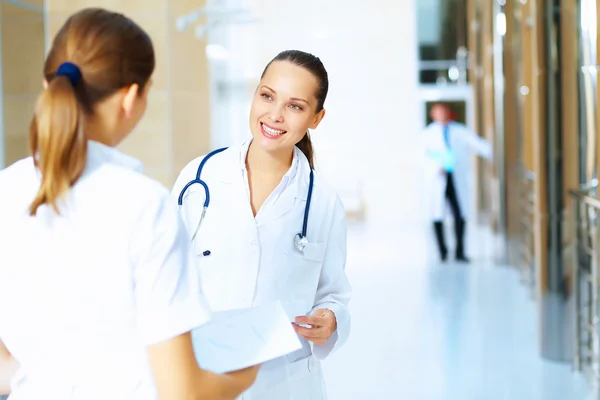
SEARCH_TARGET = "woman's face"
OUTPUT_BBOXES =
[249,61,325,156]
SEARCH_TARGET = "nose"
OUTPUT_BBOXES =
[268,104,284,122]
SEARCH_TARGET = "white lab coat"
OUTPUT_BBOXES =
[422,121,492,221]
[172,140,352,400]
[0,141,212,399]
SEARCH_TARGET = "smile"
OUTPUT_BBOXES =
[261,122,287,138]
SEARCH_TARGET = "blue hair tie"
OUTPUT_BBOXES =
[56,62,82,87]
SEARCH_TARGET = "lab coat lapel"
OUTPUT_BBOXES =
[256,152,310,228]
[256,186,301,228]
[202,147,254,224]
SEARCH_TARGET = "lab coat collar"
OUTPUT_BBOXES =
[218,139,311,201]
[255,151,311,228]
[216,139,312,227]
[87,140,144,173]
[238,138,301,188]
[291,148,311,201]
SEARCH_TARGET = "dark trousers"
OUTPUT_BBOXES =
[433,172,467,260]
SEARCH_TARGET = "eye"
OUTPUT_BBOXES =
[260,93,272,101]
[289,104,302,111]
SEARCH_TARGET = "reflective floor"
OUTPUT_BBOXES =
[322,220,592,400]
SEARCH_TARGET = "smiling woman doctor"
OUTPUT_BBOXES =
[172,50,352,400]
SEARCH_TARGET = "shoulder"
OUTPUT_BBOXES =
[294,148,342,213]
[312,171,345,215]
[422,123,439,136]
[0,157,36,182]
[450,121,469,132]
[0,157,39,208]
[449,122,477,139]
[94,166,179,230]
[76,164,174,227]
[93,163,168,198]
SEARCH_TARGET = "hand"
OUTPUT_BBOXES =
[439,168,447,175]
[293,309,337,345]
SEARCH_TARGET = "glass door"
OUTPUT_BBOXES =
[578,0,597,187]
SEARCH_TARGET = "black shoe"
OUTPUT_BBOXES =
[441,250,448,262]
[455,219,468,263]
[433,222,448,262]
[456,255,470,263]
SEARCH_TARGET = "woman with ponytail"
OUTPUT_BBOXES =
[0,8,258,399]
[173,50,352,399]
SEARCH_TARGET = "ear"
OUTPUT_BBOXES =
[43,80,48,89]
[310,109,326,129]
[121,84,140,118]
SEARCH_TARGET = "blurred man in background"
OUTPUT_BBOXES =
[422,103,492,263]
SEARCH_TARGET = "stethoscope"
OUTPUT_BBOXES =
[177,147,315,252]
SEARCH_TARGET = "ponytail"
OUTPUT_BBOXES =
[28,75,87,216]
[296,131,315,169]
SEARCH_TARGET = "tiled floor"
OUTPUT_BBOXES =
[321,220,592,400]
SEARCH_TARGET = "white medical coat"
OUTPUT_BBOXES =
[0,141,212,399]
[422,121,492,221]
[172,140,352,400]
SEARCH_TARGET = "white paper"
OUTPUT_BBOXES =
[281,299,310,322]
[191,301,303,374]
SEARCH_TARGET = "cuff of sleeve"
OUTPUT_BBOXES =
[311,302,350,361]
[139,298,212,346]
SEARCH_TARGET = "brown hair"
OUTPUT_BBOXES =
[260,50,329,169]
[28,8,155,216]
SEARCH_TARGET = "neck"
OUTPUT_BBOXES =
[85,119,115,147]
[246,142,293,176]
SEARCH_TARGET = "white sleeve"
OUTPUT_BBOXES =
[130,191,212,346]
[311,195,352,360]
[462,126,493,160]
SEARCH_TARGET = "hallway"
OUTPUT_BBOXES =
[321,221,591,400]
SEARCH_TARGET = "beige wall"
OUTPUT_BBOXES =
[169,0,212,178]
[0,0,212,187]
[1,0,45,166]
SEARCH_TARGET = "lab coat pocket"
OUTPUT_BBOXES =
[286,242,326,296]
[302,242,327,263]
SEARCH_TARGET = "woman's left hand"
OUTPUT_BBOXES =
[293,309,337,345]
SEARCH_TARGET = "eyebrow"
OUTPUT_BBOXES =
[261,85,310,105]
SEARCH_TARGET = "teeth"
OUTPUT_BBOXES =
[262,123,285,136]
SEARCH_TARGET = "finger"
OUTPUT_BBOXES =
[295,315,325,326]
[296,330,328,345]
[293,324,328,339]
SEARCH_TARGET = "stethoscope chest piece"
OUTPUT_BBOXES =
[294,233,308,252]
